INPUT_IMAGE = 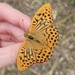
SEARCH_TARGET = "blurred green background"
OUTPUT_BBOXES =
[0,0,75,75]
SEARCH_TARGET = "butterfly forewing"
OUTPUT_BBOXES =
[29,3,53,32]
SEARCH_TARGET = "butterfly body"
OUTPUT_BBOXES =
[24,32,46,46]
[17,3,58,72]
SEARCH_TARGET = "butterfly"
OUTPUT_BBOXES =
[17,3,58,72]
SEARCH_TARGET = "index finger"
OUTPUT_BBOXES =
[0,3,31,32]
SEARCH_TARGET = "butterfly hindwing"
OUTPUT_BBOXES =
[35,25,58,63]
[17,40,36,72]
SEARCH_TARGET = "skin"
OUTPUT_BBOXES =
[0,3,31,69]
[0,3,47,69]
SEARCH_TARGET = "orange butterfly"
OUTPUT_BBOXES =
[17,3,58,72]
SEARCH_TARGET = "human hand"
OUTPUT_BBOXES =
[0,3,47,70]
[0,3,31,69]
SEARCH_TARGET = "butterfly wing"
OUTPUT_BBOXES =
[29,3,58,63]
[17,40,36,72]
[35,25,58,63]
[29,3,53,32]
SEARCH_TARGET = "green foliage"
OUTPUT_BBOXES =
[73,14,75,19]
[68,0,75,4]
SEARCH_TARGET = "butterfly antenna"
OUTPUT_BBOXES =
[14,19,26,42]
[22,19,25,32]
[9,19,26,42]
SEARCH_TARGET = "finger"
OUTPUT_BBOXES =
[0,34,12,41]
[0,43,21,69]
[0,3,31,32]
[42,62,47,64]
[1,41,16,47]
[0,22,25,41]
[0,33,25,42]
[32,64,36,67]
[0,39,2,47]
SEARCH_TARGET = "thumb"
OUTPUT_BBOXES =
[0,43,21,69]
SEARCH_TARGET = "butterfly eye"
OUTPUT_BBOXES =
[28,35,41,43]
[28,36,34,40]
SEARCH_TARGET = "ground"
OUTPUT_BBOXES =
[0,0,75,75]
